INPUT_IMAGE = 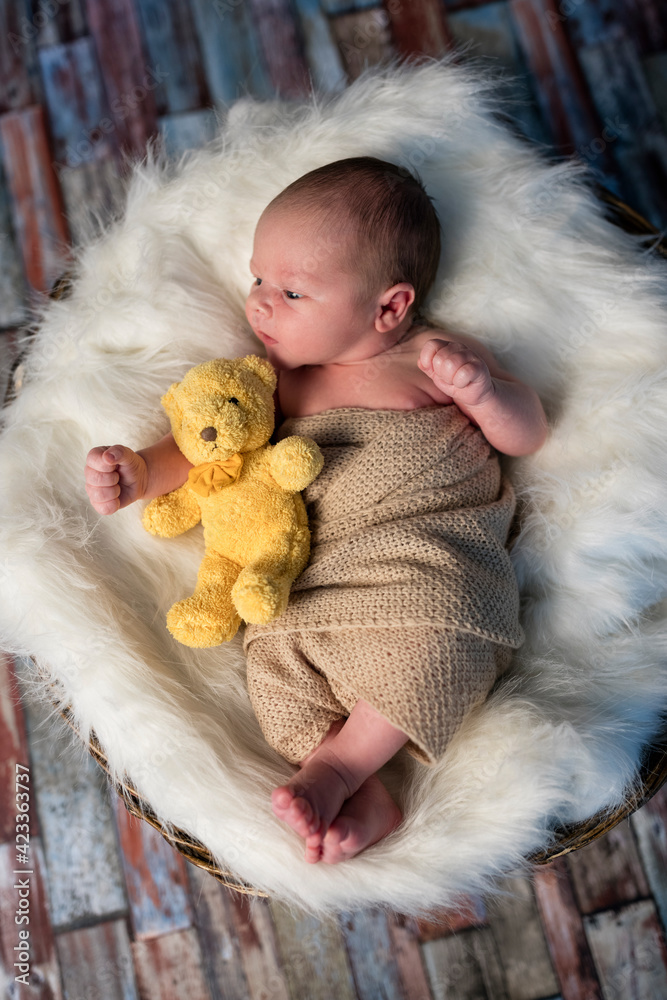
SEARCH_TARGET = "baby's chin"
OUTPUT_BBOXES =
[264,345,299,371]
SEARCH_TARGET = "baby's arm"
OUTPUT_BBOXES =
[418,338,548,456]
[84,433,192,515]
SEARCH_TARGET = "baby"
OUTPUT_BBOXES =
[85,157,548,866]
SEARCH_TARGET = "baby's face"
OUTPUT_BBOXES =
[245,206,382,370]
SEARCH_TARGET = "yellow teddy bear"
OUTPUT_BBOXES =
[142,356,323,648]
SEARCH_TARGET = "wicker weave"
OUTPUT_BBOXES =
[18,187,667,892]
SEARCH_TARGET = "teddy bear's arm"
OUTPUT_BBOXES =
[142,484,202,537]
[268,436,324,491]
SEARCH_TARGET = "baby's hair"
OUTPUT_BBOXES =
[265,157,441,313]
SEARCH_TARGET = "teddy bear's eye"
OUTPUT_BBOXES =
[229,397,239,405]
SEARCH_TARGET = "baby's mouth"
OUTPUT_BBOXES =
[256,330,278,346]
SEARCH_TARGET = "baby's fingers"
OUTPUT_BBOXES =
[85,483,122,515]
[84,445,128,515]
[418,338,451,374]
[450,360,484,388]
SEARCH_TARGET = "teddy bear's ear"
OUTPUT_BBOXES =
[161,383,182,421]
[242,355,277,392]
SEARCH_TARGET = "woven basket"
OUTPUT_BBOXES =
[16,185,667,894]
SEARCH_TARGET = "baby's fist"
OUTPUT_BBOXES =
[85,445,148,515]
[418,339,494,407]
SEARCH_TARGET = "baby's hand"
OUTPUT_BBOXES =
[418,339,495,408]
[84,445,148,515]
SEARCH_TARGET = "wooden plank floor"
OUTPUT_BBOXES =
[2,1,667,996]
[2,651,667,998]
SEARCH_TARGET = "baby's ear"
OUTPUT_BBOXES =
[161,383,182,422]
[243,355,277,392]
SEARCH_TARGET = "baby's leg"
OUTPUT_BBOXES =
[271,699,407,863]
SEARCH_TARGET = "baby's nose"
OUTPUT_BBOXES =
[250,284,272,315]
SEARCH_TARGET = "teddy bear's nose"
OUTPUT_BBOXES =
[200,426,217,441]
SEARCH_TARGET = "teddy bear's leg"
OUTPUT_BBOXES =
[232,560,293,625]
[167,553,241,647]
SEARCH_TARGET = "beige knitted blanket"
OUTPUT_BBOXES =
[247,405,524,645]
[244,406,524,764]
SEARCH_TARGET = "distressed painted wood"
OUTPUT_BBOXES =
[0,226,26,328]
[15,663,127,930]
[188,865,290,1000]
[533,859,603,1000]
[415,898,488,941]
[329,9,395,82]
[135,0,209,115]
[0,105,70,293]
[559,1,667,57]
[383,0,453,59]
[189,0,273,103]
[509,0,609,157]
[0,654,34,843]
[131,928,213,1000]
[0,163,28,327]
[34,0,88,49]
[422,926,509,1000]
[84,0,158,160]
[38,37,116,171]
[643,51,667,133]
[565,822,650,915]
[321,0,379,14]
[584,900,667,1000]
[631,785,667,937]
[55,919,138,1000]
[248,0,312,98]
[385,912,435,1000]
[269,900,357,1000]
[561,23,667,226]
[111,796,194,940]
[0,0,38,114]
[56,158,127,246]
[0,841,63,999]
[485,875,560,999]
[446,1,551,146]
[617,1,667,56]
[0,331,21,406]
[338,908,407,999]
[293,0,348,94]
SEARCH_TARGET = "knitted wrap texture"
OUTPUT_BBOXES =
[245,405,523,763]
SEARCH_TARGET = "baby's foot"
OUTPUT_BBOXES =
[271,749,358,850]
[309,774,402,865]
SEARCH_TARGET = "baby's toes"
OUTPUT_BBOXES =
[321,818,359,864]
[272,787,319,838]
[304,832,323,864]
[271,786,293,819]
[287,795,320,837]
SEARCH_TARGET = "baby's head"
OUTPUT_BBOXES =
[245,157,441,369]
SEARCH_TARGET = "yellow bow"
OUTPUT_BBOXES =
[188,453,244,498]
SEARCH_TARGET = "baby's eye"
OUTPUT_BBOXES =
[254,277,262,286]
[284,290,302,300]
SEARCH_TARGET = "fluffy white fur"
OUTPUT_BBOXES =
[2,58,667,916]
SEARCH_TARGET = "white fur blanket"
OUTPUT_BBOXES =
[2,58,667,917]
